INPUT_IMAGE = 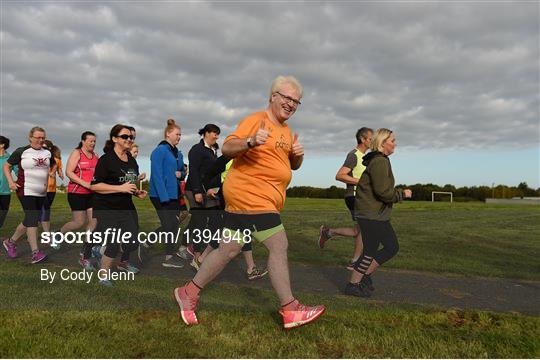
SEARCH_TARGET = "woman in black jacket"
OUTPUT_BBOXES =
[345,128,412,297]
[184,124,222,270]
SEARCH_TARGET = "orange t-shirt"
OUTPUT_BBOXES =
[47,157,62,193]
[223,111,293,213]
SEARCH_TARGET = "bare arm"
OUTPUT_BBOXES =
[65,150,90,189]
[91,182,137,195]
[223,124,270,158]
[3,162,18,190]
[335,166,358,185]
[290,155,303,170]
[57,161,64,180]
[222,138,251,158]
[290,133,304,170]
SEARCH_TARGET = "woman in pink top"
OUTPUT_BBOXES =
[58,132,98,264]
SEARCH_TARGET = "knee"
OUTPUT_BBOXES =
[219,242,242,260]
[226,246,242,260]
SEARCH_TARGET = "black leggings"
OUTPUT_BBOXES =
[18,195,46,227]
[0,194,10,228]
[40,192,56,222]
[94,210,139,260]
[353,219,399,274]
[151,197,180,256]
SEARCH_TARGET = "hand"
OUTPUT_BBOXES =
[138,173,146,181]
[206,188,217,198]
[194,193,203,204]
[291,133,304,157]
[175,171,182,179]
[8,182,19,191]
[119,182,137,194]
[403,189,412,198]
[135,190,148,199]
[253,119,270,146]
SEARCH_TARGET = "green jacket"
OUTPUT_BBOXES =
[354,151,403,221]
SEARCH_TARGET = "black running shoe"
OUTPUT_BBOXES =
[361,274,375,292]
[344,282,371,298]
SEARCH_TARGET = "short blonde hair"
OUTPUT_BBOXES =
[29,126,45,138]
[268,76,303,102]
[371,128,393,153]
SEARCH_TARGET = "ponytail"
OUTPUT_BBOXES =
[76,131,96,149]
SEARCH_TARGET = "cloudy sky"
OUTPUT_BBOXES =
[1,1,538,188]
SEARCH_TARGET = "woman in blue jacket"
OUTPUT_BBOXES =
[149,119,186,268]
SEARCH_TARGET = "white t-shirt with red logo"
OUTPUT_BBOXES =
[8,145,54,197]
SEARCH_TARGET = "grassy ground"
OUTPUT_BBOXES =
[2,195,539,280]
[282,198,540,280]
[1,195,539,357]
[0,261,538,358]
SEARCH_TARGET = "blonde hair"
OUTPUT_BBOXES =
[268,76,303,102]
[164,118,181,138]
[29,126,45,138]
[131,143,139,150]
[371,128,393,153]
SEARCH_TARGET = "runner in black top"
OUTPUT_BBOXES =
[91,124,147,286]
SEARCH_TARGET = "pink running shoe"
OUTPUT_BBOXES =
[3,239,18,258]
[279,302,326,329]
[173,286,199,325]
[186,244,195,258]
[31,250,47,264]
[318,225,331,249]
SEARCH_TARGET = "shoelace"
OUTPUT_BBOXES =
[187,296,199,310]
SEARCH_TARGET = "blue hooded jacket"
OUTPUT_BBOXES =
[149,141,185,203]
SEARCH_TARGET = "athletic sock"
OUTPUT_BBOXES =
[281,298,298,310]
[186,280,202,298]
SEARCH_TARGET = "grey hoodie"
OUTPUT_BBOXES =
[354,151,403,221]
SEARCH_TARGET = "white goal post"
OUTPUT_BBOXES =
[432,191,453,202]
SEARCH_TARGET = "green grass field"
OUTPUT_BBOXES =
[0,195,539,357]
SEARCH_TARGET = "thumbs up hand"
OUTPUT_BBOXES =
[291,133,304,157]
[254,119,270,146]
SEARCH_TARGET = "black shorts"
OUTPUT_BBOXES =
[345,196,355,220]
[68,193,93,211]
[18,195,46,227]
[223,212,284,243]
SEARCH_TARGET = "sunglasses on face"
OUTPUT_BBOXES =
[116,134,135,140]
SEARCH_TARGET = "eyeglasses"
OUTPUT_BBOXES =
[275,92,301,106]
[31,136,45,140]
[116,134,135,140]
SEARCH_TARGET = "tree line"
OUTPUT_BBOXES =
[286,182,540,202]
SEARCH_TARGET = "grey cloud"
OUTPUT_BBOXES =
[1,2,537,159]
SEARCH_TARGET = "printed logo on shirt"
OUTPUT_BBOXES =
[32,157,49,167]
[119,169,138,184]
[275,134,291,152]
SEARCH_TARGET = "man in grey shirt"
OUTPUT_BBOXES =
[318,127,373,270]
